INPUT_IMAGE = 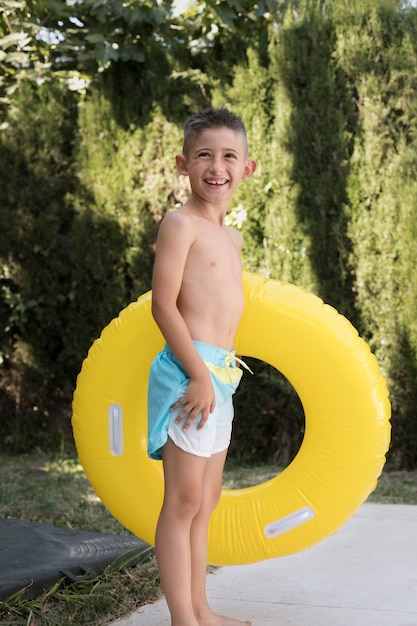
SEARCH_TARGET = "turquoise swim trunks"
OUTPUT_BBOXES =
[147,341,243,460]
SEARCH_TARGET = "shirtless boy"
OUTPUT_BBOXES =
[147,108,256,626]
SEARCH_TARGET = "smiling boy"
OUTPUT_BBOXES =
[148,108,256,626]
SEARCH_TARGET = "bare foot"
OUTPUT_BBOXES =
[198,610,251,626]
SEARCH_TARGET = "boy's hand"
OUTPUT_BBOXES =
[171,373,215,431]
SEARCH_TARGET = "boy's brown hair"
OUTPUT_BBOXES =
[183,108,248,157]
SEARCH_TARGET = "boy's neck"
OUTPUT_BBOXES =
[183,196,228,226]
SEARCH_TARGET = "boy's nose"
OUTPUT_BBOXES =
[210,157,224,173]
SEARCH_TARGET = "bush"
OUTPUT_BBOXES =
[2,2,417,467]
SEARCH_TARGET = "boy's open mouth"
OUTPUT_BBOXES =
[205,178,228,186]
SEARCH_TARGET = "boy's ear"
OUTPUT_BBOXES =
[176,154,189,176]
[242,159,257,180]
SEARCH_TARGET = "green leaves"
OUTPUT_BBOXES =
[0,0,293,100]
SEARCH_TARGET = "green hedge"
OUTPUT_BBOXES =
[1,2,417,467]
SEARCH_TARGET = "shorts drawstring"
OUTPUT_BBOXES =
[225,352,254,375]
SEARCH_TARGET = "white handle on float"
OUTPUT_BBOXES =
[109,403,124,456]
[264,506,315,538]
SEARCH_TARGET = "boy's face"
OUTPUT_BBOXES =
[176,127,256,208]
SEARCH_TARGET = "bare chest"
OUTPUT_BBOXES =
[185,225,241,280]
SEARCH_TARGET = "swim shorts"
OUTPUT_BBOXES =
[147,341,243,460]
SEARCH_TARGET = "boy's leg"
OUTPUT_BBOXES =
[156,437,208,625]
[189,450,252,626]
[190,448,227,620]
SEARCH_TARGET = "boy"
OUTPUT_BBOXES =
[148,108,256,626]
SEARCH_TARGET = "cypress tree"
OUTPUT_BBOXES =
[337,3,417,467]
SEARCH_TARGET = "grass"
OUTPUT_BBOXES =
[223,461,417,504]
[0,451,160,626]
[0,450,416,625]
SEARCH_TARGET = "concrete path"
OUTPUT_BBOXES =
[111,504,417,626]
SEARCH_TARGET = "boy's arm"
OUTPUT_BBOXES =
[151,212,215,431]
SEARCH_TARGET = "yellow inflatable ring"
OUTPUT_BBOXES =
[72,270,391,565]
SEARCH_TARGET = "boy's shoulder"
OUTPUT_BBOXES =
[159,209,195,231]
[162,208,190,222]
[157,210,198,249]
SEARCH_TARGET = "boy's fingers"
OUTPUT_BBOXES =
[171,398,186,413]
[172,401,212,430]
[196,410,209,430]
[184,407,208,431]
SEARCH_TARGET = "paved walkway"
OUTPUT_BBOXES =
[111,504,417,626]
